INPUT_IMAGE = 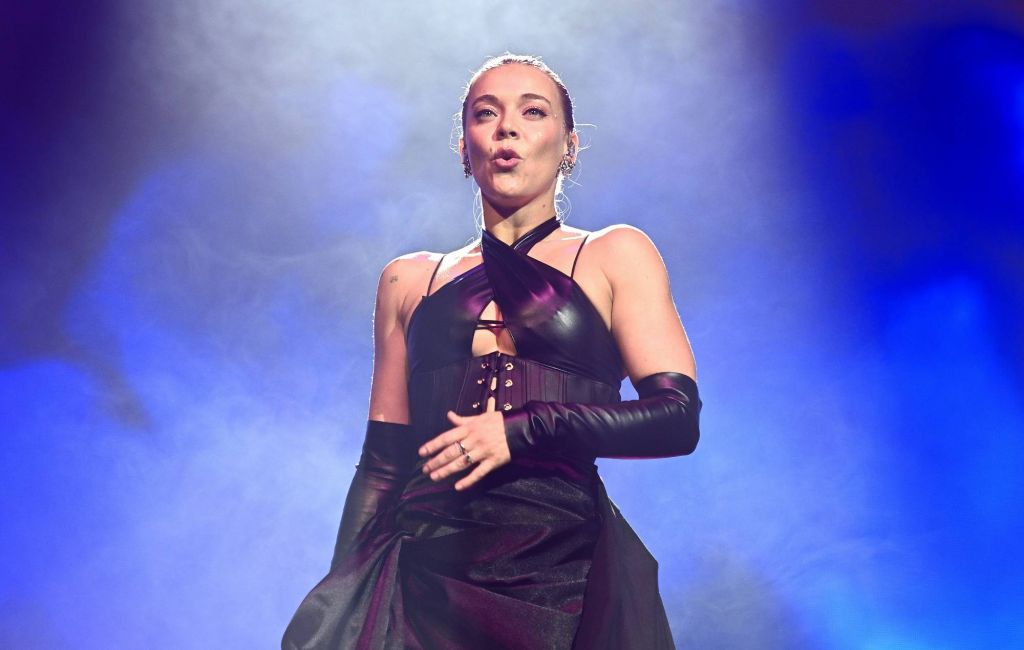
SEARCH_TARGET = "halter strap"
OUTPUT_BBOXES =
[570,233,590,279]
[424,253,446,296]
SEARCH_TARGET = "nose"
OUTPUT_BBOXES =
[496,115,518,139]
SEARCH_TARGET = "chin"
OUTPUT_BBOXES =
[481,181,529,203]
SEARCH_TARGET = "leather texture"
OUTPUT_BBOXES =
[282,215,689,650]
[330,420,417,570]
[406,214,624,386]
[503,370,702,459]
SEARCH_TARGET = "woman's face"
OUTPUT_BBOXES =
[461,63,572,213]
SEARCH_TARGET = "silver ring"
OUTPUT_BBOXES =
[464,452,474,466]
[456,440,468,455]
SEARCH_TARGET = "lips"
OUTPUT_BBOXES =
[492,148,521,170]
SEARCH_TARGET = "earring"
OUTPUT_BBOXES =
[463,155,472,178]
[559,144,576,175]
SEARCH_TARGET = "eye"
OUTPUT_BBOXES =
[474,108,496,119]
[524,107,547,118]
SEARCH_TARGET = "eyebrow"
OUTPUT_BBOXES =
[471,93,553,106]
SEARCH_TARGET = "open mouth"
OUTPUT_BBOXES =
[493,149,521,170]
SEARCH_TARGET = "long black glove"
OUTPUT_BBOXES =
[330,420,417,570]
[502,371,701,460]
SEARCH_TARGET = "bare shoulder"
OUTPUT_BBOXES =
[379,250,440,282]
[556,223,593,240]
[588,223,661,254]
[585,224,666,283]
[375,250,443,309]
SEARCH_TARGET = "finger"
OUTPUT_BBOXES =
[454,459,493,491]
[446,409,467,424]
[419,426,463,457]
[429,446,477,481]
[422,440,466,474]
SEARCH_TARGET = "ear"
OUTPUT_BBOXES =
[566,131,580,162]
[459,137,467,160]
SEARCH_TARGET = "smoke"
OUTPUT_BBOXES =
[3,0,1022,647]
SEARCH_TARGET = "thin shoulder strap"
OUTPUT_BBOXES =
[424,253,446,296]
[570,233,590,279]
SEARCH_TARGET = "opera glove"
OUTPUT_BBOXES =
[502,371,701,460]
[330,420,417,570]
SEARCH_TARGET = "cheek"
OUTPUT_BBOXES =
[465,131,490,158]
[531,128,565,156]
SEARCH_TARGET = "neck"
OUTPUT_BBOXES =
[480,194,559,246]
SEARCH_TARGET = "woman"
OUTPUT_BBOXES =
[283,54,702,649]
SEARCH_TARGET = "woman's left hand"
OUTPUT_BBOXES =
[418,406,511,491]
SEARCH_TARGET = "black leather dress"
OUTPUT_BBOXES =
[283,216,677,649]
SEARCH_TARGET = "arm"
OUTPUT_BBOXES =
[502,371,700,459]
[332,420,416,567]
[331,256,423,568]
[503,225,701,460]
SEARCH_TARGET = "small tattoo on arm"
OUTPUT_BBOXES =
[389,275,399,283]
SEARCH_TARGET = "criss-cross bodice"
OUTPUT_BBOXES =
[406,216,625,385]
[403,216,626,448]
